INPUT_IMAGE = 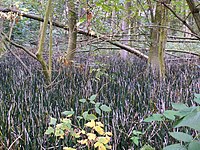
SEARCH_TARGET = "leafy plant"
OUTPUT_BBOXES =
[144,94,200,150]
[45,94,112,149]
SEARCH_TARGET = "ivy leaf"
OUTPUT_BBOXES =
[45,126,54,135]
[100,105,111,112]
[89,94,97,101]
[86,114,97,121]
[90,100,96,104]
[169,132,193,142]
[130,136,139,146]
[82,111,88,120]
[95,107,101,115]
[49,117,57,126]
[62,110,74,117]
[79,99,86,103]
[95,102,101,108]
[55,128,64,137]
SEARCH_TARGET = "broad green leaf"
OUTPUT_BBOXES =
[188,141,200,150]
[100,105,111,112]
[82,111,88,120]
[152,114,163,121]
[55,128,64,137]
[194,94,200,104]
[140,144,155,150]
[178,107,197,117]
[143,116,155,122]
[77,116,83,120]
[172,103,188,110]
[132,130,143,135]
[87,114,97,121]
[49,117,57,126]
[95,107,101,115]
[62,110,74,117]
[89,94,97,101]
[175,111,200,130]
[90,100,96,104]
[163,110,176,120]
[163,144,187,150]
[144,114,163,122]
[95,102,101,108]
[169,132,193,142]
[45,126,54,135]
[79,99,86,103]
[130,136,139,146]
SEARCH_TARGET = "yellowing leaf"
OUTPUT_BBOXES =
[99,143,106,150]
[96,122,104,127]
[81,130,86,134]
[63,147,76,150]
[94,142,106,150]
[89,30,96,36]
[106,145,112,149]
[105,132,112,136]
[94,126,104,135]
[87,133,96,141]
[97,136,110,144]
[77,139,88,145]
[85,120,95,128]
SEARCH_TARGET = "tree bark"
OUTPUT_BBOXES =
[65,0,77,61]
[36,0,52,83]
[148,0,170,78]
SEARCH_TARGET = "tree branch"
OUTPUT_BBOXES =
[0,7,148,60]
[161,2,199,38]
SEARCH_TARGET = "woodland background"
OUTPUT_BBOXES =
[0,0,199,149]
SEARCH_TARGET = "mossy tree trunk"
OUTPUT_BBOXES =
[148,0,170,79]
[65,0,77,61]
[36,0,52,83]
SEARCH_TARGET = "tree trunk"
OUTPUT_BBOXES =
[120,1,131,59]
[148,0,170,79]
[36,0,52,83]
[65,0,77,61]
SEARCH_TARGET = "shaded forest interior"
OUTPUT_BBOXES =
[0,0,200,150]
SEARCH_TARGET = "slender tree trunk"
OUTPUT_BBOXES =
[120,1,131,59]
[148,0,170,79]
[65,0,77,61]
[0,0,4,56]
[36,0,52,83]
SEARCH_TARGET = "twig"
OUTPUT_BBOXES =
[8,134,23,150]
